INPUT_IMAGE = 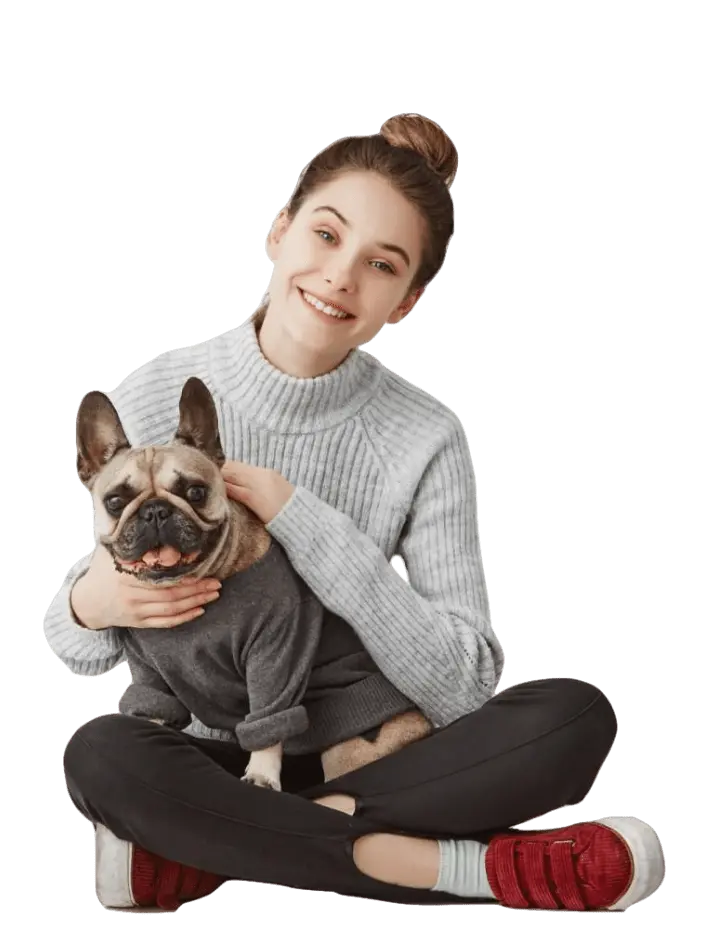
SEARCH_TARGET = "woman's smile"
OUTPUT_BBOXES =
[297,287,356,323]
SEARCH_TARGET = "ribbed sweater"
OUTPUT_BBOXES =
[44,308,504,735]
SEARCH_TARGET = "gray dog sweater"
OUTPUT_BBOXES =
[120,538,414,753]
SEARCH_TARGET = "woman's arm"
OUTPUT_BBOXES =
[266,417,504,729]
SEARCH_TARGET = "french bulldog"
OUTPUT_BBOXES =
[75,376,431,789]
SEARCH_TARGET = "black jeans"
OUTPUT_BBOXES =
[63,678,617,905]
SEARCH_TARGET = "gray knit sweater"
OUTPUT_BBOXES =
[120,537,415,754]
[44,308,504,737]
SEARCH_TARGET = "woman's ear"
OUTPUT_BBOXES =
[388,286,425,324]
[266,208,291,260]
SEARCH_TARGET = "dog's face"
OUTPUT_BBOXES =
[76,377,230,583]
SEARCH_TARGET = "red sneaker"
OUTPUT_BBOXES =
[485,816,664,911]
[95,824,226,911]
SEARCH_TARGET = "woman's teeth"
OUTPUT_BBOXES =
[301,289,352,319]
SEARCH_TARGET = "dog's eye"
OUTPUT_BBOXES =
[104,495,124,516]
[187,485,207,505]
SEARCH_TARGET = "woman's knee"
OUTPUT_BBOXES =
[63,713,136,785]
[540,678,617,747]
[545,677,613,708]
[494,677,617,742]
[62,714,129,819]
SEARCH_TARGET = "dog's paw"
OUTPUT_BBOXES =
[147,718,167,725]
[241,772,281,791]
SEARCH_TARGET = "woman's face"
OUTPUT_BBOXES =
[265,171,426,355]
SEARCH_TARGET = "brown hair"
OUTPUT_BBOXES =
[255,113,457,321]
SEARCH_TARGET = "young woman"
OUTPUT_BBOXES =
[46,114,664,912]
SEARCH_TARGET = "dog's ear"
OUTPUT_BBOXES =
[76,391,131,487]
[173,377,225,468]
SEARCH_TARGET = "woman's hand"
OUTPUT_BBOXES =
[221,461,295,524]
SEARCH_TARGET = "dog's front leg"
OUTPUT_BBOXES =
[241,742,283,791]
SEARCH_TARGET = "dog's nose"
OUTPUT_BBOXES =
[138,499,171,525]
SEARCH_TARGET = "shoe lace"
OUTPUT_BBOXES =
[493,837,587,910]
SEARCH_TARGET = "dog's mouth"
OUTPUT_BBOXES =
[109,523,225,583]
[112,545,206,581]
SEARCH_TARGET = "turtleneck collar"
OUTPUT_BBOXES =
[206,309,384,434]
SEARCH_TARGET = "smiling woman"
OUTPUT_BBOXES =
[47,113,664,914]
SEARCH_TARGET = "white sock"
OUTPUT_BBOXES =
[431,838,496,899]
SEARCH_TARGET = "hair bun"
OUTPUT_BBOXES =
[380,113,458,188]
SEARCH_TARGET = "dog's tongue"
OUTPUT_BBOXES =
[141,546,182,567]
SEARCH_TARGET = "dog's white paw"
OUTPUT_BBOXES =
[241,744,283,791]
[241,772,281,791]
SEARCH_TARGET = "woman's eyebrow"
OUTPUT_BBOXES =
[312,205,410,268]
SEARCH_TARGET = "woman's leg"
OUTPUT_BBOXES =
[303,676,617,833]
[304,677,619,895]
[64,677,617,905]
[65,713,442,904]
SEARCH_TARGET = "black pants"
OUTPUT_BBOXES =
[64,678,617,905]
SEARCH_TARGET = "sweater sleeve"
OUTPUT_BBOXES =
[119,643,192,729]
[234,596,325,751]
[265,417,504,728]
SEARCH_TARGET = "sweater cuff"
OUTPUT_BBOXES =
[119,685,191,728]
[265,485,326,549]
[68,580,104,633]
[235,705,309,752]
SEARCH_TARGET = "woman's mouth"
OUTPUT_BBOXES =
[298,288,355,322]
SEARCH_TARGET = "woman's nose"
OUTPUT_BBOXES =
[324,261,356,293]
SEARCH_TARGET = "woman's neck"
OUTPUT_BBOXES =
[254,304,352,379]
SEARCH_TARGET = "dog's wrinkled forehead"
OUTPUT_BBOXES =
[92,443,222,500]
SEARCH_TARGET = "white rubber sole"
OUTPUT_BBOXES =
[95,825,190,912]
[95,823,137,909]
[595,817,665,910]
